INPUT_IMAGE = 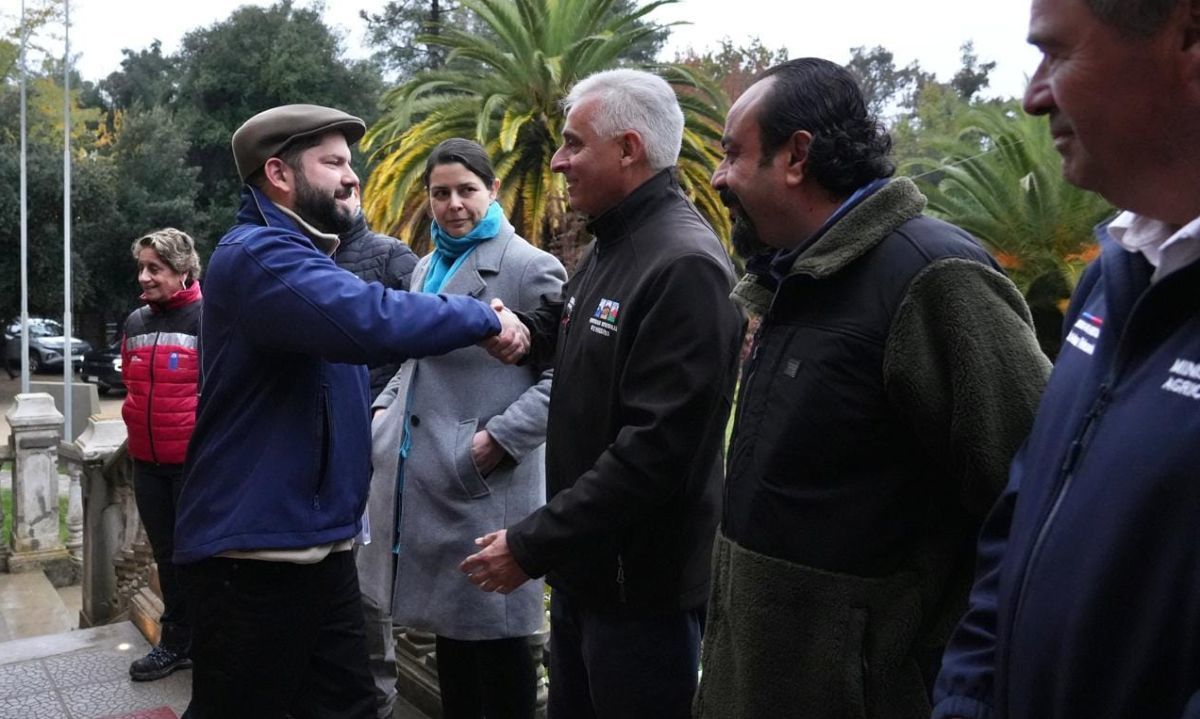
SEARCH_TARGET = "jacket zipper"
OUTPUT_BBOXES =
[616,553,627,604]
[723,271,796,527]
[565,248,602,343]
[1007,278,1152,642]
[146,332,160,464]
[1008,382,1111,634]
[724,332,763,528]
[313,387,332,509]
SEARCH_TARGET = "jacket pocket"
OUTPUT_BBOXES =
[454,418,491,499]
[697,534,924,719]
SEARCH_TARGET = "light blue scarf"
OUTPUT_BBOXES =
[422,201,504,294]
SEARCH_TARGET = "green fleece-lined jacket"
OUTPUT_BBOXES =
[695,177,1050,719]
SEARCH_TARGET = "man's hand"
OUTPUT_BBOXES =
[471,429,506,476]
[459,529,531,594]
[480,298,530,364]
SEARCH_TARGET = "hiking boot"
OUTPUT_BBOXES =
[129,644,192,681]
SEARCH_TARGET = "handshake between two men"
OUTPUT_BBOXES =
[481,298,530,366]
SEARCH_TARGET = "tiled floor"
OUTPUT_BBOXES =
[0,622,189,719]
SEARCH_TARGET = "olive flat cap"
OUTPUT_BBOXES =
[231,104,366,182]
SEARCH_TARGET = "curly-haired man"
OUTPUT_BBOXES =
[694,58,1051,719]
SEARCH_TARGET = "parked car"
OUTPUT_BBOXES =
[3,318,93,378]
[81,342,124,395]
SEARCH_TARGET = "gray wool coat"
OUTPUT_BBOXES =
[357,220,565,641]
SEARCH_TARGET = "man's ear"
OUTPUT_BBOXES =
[1179,0,1200,98]
[618,130,647,168]
[262,157,293,194]
[1185,0,1200,45]
[784,130,813,187]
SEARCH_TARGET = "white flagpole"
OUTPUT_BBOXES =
[62,0,73,438]
[19,0,29,394]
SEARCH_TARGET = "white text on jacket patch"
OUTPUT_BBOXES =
[1162,358,1200,400]
[1065,311,1103,356]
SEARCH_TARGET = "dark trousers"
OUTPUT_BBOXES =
[547,590,701,719]
[436,635,538,719]
[131,460,190,650]
[181,551,375,719]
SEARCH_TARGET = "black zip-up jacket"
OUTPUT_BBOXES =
[506,169,744,614]
[336,212,418,400]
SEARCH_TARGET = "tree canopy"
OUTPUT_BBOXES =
[2,0,1113,358]
[361,0,727,264]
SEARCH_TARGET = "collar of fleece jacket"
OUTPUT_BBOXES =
[731,177,927,316]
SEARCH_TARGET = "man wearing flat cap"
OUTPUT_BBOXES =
[174,104,529,719]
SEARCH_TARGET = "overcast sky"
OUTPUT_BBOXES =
[52,0,1040,101]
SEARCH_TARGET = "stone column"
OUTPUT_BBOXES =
[4,393,71,581]
[60,416,128,627]
[64,464,84,571]
[0,444,9,572]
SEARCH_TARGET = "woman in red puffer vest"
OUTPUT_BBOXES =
[120,227,202,682]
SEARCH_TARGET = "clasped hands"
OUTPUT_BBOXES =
[480,298,529,364]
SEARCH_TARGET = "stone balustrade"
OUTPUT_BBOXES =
[55,414,146,631]
[7,395,553,716]
[4,393,72,584]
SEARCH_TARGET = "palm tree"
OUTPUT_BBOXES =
[910,106,1113,293]
[360,0,730,262]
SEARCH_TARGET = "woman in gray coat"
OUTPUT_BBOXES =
[363,139,565,719]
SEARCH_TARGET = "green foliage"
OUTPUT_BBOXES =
[363,0,667,83]
[0,0,63,85]
[891,82,984,172]
[673,37,788,103]
[950,41,996,102]
[363,0,728,262]
[845,45,933,118]
[98,41,178,113]
[0,1,394,343]
[910,106,1113,293]
[75,106,203,325]
[0,140,76,321]
[361,0,478,79]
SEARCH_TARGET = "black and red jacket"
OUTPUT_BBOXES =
[121,281,202,465]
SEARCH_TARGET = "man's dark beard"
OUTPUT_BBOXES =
[719,187,772,260]
[293,170,355,234]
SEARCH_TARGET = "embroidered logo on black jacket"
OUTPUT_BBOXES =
[589,298,620,336]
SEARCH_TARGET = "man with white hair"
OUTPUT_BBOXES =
[462,69,744,717]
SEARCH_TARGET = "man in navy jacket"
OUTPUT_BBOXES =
[934,1,1200,718]
[176,104,527,719]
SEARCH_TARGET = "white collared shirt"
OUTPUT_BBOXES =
[1107,211,1200,282]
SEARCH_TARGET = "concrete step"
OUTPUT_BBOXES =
[0,571,75,643]
[0,621,189,718]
